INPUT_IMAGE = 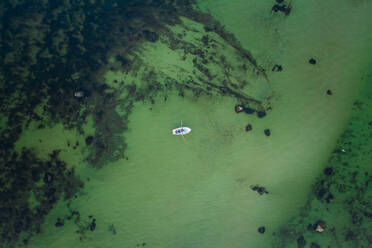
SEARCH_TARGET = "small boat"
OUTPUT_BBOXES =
[172,121,191,136]
[172,127,191,135]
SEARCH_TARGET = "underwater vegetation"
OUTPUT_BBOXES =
[274,83,372,248]
[0,0,271,246]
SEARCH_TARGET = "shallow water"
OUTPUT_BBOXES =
[3,0,372,247]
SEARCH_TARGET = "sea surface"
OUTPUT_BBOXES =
[1,0,371,247]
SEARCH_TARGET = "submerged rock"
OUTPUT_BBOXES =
[264,129,271,136]
[257,111,266,118]
[272,64,283,72]
[235,105,244,113]
[251,185,269,195]
[310,242,320,248]
[85,136,94,145]
[55,218,64,227]
[258,226,266,233]
[297,235,306,248]
[324,167,333,176]
[90,218,96,231]
[309,58,317,65]
[326,89,333,95]
[244,107,255,114]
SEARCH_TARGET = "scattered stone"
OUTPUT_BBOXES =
[258,226,266,233]
[55,218,64,227]
[272,4,280,12]
[272,64,283,72]
[74,91,84,98]
[257,187,268,195]
[324,167,333,176]
[90,218,96,231]
[257,111,266,118]
[251,185,269,195]
[264,129,271,136]
[235,105,244,113]
[326,89,332,95]
[297,235,306,248]
[85,136,94,145]
[309,58,316,65]
[272,3,291,15]
[244,107,255,114]
[315,220,326,233]
[245,124,253,132]
[310,242,320,248]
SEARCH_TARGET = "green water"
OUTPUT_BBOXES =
[14,0,372,247]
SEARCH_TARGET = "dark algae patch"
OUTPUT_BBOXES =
[0,149,83,247]
[0,0,270,246]
[274,79,372,247]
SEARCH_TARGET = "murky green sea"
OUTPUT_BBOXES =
[1,0,371,247]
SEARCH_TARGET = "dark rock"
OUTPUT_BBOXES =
[272,4,280,12]
[245,124,253,132]
[276,0,284,3]
[264,129,271,136]
[310,242,320,248]
[326,90,332,95]
[55,218,64,227]
[297,235,306,248]
[309,58,316,65]
[272,64,283,72]
[257,111,266,118]
[244,107,255,114]
[90,218,96,231]
[284,5,292,16]
[252,186,259,191]
[235,105,244,113]
[85,136,94,145]
[258,226,266,233]
[257,187,268,195]
[251,185,268,195]
[324,167,333,176]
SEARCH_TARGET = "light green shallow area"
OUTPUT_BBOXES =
[25,0,372,248]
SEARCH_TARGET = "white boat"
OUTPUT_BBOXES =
[172,121,191,136]
[172,127,191,135]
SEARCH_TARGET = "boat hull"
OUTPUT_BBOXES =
[172,127,191,135]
